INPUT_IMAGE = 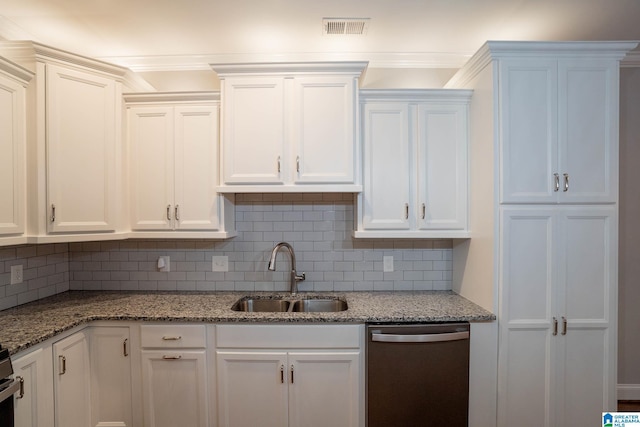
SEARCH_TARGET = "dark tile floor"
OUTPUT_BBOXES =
[618,401,640,411]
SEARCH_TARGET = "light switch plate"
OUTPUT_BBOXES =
[383,256,394,272]
[10,264,23,284]
[212,256,229,272]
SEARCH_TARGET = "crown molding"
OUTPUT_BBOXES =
[0,55,34,86]
[360,88,473,103]
[98,51,473,72]
[622,51,640,68]
[123,91,220,104]
[446,40,640,88]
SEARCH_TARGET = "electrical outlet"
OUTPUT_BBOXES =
[157,256,170,272]
[10,264,23,284]
[383,256,394,272]
[212,256,229,272]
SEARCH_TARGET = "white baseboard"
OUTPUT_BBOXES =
[618,384,640,400]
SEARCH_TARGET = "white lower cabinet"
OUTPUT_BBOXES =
[216,324,363,427]
[52,331,91,427]
[88,326,134,427]
[12,346,54,427]
[140,324,209,427]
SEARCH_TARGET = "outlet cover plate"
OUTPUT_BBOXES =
[212,256,229,272]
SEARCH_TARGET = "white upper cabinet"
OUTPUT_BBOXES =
[212,62,366,192]
[126,93,235,238]
[0,42,144,243]
[0,58,31,244]
[499,55,620,204]
[355,90,471,238]
[46,63,118,233]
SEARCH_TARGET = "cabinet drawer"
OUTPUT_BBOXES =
[216,324,363,349]
[140,325,207,348]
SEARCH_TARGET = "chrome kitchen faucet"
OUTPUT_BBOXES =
[267,242,305,295]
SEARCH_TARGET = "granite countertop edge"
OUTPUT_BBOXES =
[0,290,495,355]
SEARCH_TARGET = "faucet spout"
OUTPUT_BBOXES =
[267,242,305,294]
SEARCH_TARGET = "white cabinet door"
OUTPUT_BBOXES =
[129,103,222,232]
[499,208,556,427]
[129,106,174,231]
[558,60,618,203]
[221,77,285,184]
[554,207,616,424]
[499,58,619,204]
[361,102,411,230]
[417,103,468,230]
[499,206,616,427]
[0,71,26,236]
[216,351,288,427]
[499,59,558,204]
[89,327,133,427]
[53,331,91,427]
[288,352,360,427]
[46,63,117,233]
[141,350,208,427]
[174,105,220,230]
[13,347,54,427]
[292,76,356,184]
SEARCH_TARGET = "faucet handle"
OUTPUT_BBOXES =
[295,272,306,282]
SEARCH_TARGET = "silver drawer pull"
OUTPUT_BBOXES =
[553,173,560,192]
[166,205,172,221]
[17,376,24,399]
[563,173,569,192]
[162,355,182,360]
[371,331,469,343]
[162,336,182,341]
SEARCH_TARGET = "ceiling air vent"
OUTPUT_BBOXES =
[323,18,370,35]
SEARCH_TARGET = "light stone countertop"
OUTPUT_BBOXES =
[0,290,494,355]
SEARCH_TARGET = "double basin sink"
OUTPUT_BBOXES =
[232,296,348,313]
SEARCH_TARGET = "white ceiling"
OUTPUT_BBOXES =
[1,0,640,71]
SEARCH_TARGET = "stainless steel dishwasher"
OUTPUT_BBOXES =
[366,323,470,427]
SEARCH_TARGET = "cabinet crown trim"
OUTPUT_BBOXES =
[446,40,639,88]
[211,61,368,77]
[360,88,472,102]
[0,56,34,85]
[124,91,220,104]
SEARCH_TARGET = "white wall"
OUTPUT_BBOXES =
[618,66,640,392]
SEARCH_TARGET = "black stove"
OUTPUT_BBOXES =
[0,344,18,427]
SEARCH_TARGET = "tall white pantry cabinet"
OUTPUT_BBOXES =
[448,41,638,427]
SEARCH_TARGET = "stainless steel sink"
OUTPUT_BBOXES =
[231,297,347,313]
[290,299,348,312]
[231,299,291,312]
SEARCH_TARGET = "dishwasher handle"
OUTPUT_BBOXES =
[371,330,469,343]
